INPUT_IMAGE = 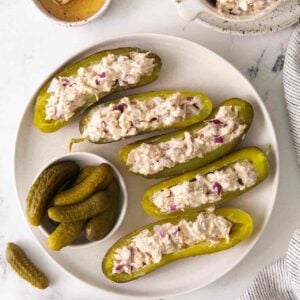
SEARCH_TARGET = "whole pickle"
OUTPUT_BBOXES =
[53,164,113,206]
[6,243,49,289]
[48,221,86,251]
[48,191,109,222]
[85,179,119,241]
[26,161,79,226]
[74,166,97,185]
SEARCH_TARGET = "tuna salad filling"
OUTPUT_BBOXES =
[216,0,278,16]
[45,52,155,121]
[152,160,258,213]
[126,105,246,175]
[112,211,232,274]
[82,93,203,142]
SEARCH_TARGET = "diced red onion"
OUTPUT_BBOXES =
[170,204,177,211]
[99,72,106,78]
[113,103,127,113]
[213,181,222,195]
[214,135,224,144]
[61,77,69,86]
[159,228,165,238]
[116,264,124,271]
[205,119,227,126]
[150,117,158,122]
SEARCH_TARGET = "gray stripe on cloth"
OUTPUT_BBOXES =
[238,23,300,300]
[238,257,296,300]
[283,23,300,163]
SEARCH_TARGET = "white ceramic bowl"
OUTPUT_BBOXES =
[31,0,111,26]
[36,151,128,248]
[176,0,282,22]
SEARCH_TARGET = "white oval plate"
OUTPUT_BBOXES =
[14,33,279,299]
[173,0,300,36]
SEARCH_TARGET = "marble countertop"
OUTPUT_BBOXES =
[1,0,299,299]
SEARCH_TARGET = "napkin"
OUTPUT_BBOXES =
[239,23,300,300]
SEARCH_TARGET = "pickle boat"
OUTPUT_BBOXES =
[34,47,162,133]
[70,90,213,147]
[102,208,253,282]
[119,98,254,178]
[142,147,270,218]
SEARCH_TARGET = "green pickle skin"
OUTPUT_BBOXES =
[85,179,119,241]
[74,166,97,185]
[102,208,253,283]
[142,147,270,218]
[75,90,213,144]
[48,221,86,251]
[34,48,162,133]
[6,243,49,289]
[26,161,80,226]
[48,191,110,222]
[119,98,254,178]
[53,164,113,206]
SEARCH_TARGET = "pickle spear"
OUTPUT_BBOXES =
[26,161,79,226]
[53,163,113,206]
[6,243,49,289]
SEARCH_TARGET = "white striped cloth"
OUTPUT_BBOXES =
[283,23,300,163]
[239,23,300,300]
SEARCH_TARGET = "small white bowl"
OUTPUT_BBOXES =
[31,0,111,27]
[36,152,128,249]
[176,0,282,22]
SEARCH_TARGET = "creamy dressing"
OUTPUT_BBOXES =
[82,93,202,142]
[126,105,246,175]
[152,160,258,213]
[112,211,232,274]
[216,0,278,16]
[45,52,155,121]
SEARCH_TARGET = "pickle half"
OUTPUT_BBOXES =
[102,208,253,283]
[71,90,213,147]
[142,147,270,218]
[34,47,162,133]
[119,98,254,178]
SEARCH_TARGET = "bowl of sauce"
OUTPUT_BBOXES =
[32,0,111,26]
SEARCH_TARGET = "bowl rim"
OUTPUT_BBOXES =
[36,151,128,249]
[31,0,112,27]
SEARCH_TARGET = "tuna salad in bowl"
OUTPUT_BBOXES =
[176,0,282,22]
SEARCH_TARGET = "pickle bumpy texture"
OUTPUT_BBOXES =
[6,243,49,289]
[85,179,119,241]
[48,191,110,222]
[26,161,80,226]
[48,221,86,251]
[53,164,113,206]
